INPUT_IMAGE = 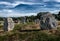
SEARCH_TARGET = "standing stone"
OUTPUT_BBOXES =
[21,17,26,24]
[17,20,21,24]
[4,17,14,31]
[40,13,57,30]
[26,19,29,23]
[35,19,40,24]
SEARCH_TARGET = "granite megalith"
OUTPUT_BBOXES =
[40,13,57,30]
[3,17,14,31]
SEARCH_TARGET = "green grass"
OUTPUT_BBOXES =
[0,22,60,41]
[13,22,35,31]
[0,31,59,41]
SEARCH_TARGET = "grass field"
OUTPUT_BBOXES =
[0,21,60,41]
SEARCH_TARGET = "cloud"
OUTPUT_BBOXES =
[54,0,60,2]
[54,4,60,8]
[43,0,50,2]
[0,1,19,8]
[49,10,60,14]
[2,9,13,12]
[6,13,37,17]
[0,13,37,17]
[0,9,37,17]
[0,9,59,17]
[0,1,42,8]
[42,0,60,2]
[14,1,41,5]
[0,0,60,17]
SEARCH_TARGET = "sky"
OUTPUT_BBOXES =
[0,0,60,17]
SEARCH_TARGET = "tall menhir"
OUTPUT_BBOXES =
[3,17,14,31]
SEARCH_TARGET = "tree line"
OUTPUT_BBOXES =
[0,11,60,21]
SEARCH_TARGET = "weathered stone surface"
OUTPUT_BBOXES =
[40,13,57,30]
[3,17,14,31]
[21,17,26,24]
[35,19,40,24]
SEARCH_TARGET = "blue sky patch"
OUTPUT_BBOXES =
[0,0,60,17]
